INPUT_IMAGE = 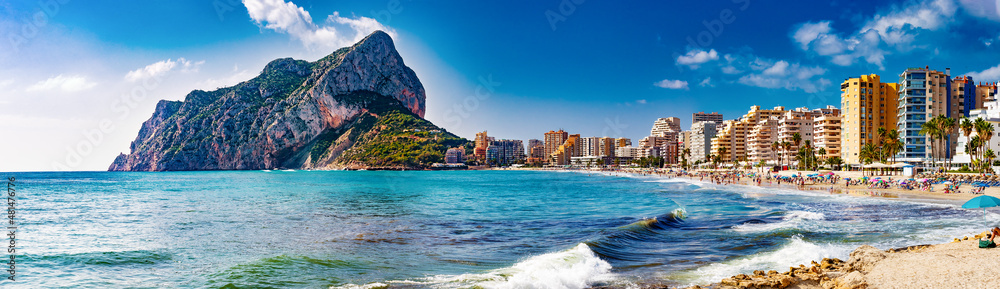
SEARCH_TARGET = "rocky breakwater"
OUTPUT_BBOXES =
[110,31,466,171]
[665,246,901,289]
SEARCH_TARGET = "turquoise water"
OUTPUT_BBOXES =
[7,170,997,288]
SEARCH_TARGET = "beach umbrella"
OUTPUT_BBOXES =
[962,195,1000,226]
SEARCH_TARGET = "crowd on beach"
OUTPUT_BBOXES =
[584,166,1000,197]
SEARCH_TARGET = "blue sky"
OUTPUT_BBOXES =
[2,0,1000,171]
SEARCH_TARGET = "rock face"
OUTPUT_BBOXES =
[109,31,462,171]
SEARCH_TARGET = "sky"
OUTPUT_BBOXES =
[1,0,1000,171]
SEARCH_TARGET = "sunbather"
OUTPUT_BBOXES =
[992,227,1000,243]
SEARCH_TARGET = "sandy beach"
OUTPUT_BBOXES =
[672,233,1000,289]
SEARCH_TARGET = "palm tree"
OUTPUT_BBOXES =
[961,117,975,143]
[970,136,982,170]
[791,132,802,167]
[884,129,902,165]
[938,116,957,170]
[817,147,827,168]
[718,146,728,167]
[827,156,843,171]
[919,117,940,168]
[961,117,975,168]
[803,140,814,170]
[986,149,997,173]
[975,118,994,172]
[771,141,780,166]
[860,142,878,176]
[877,127,888,145]
[682,148,691,170]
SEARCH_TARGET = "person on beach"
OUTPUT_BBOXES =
[992,227,1000,243]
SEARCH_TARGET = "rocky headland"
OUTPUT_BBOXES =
[109,31,468,171]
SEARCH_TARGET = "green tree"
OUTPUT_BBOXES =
[718,146,728,165]
[771,141,780,167]
[792,132,802,166]
[919,117,940,168]
[976,118,995,172]
[938,116,957,169]
[826,156,843,171]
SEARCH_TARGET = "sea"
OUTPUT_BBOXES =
[7,170,997,288]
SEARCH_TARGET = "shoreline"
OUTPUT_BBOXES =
[555,167,1000,204]
[550,167,1000,289]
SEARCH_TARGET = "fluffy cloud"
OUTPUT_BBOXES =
[966,64,1000,81]
[26,75,97,92]
[654,79,689,90]
[243,0,394,50]
[675,49,719,69]
[790,0,958,69]
[958,0,1000,21]
[732,56,830,93]
[125,58,203,82]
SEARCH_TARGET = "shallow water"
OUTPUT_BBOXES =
[8,170,997,288]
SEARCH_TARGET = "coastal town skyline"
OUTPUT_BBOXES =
[3,0,1000,171]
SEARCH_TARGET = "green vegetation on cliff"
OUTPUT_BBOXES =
[329,91,469,168]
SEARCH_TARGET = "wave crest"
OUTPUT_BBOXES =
[333,243,615,289]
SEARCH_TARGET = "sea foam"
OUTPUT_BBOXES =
[679,236,851,286]
[334,243,616,289]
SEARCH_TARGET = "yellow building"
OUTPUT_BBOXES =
[551,134,581,165]
[474,131,494,162]
[840,74,898,164]
[543,130,568,164]
[615,137,632,147]
[977,82,997,104]
[711,106,787,162]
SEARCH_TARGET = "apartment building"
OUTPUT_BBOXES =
[897,67,954,162]
[689,121,716,162]
[544,130,568,163]
[813,109,842,159]
[692,112,723,126]
[711,106,787,162]
[840,74,898,164]
[650,117,682,137]
[746,117,780,163]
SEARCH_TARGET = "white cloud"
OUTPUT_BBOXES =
[0,79,13,89]
[721,66,742,74]
[125,58,203,82]
[729,55,829,93]
[863,0,956,46]
[675,49,719,69]
[636,99,647,104]
[243,0,395,50]
[763,60,790,75]
[792,21,833,50]
[959,0,1000,21]
[654,79,689,90]
[699,77,713,87]
[26,75,96,92]
[966,64,1000,81]
[790,0,957,69]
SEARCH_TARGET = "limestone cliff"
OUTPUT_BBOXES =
[109,31,467,171]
